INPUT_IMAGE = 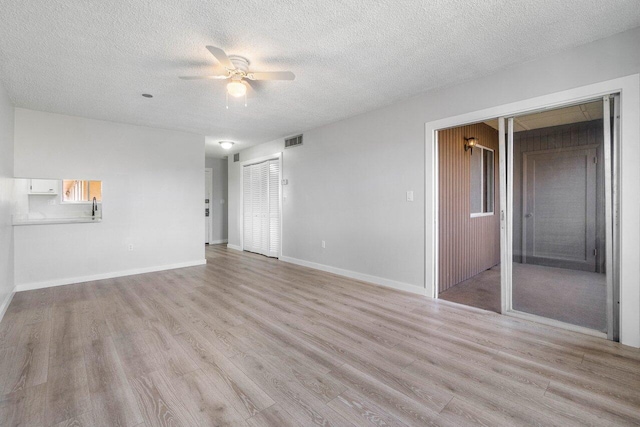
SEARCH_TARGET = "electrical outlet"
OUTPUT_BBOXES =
[322,240,325,249]
[128,244,134,251]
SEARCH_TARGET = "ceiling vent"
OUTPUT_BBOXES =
[285,134,303,148]
[234,153,240,162]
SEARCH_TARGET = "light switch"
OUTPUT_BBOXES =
[406,191,414,202]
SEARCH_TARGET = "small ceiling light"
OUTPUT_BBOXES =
[464,137,478,154]
[226,81,246,98]
[219,141,234,150]
[142,93,153,98]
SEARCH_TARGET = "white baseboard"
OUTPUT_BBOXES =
[279,256,426,296]
[227,244,242,251]
[0,289,16,322]
[14,259,207,292]
[208,239,228,245]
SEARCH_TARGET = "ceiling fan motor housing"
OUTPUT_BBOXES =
[228,55,249,73]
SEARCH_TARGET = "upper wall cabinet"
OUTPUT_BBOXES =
[29,179,58,194]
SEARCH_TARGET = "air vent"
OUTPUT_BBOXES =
[285,134,303,148]
[234,153,240,162]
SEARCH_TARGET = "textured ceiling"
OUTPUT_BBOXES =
[0,1,639,157]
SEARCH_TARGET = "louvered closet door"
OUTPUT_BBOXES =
[268,159,280,257]
[242,158,280,258]
[259,161,270,255]
[242,165,253,251]
[251,163,263,253]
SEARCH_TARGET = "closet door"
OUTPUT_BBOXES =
[242,165,253,251]
[251,163,263,253]
[258,161,270,256]
[242,158,280,258]
[268,159,280,257]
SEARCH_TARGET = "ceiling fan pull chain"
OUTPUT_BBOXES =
[244,91,247,107]
[226,91,229,110]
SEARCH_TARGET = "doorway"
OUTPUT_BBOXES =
[437,122,501,313]
[434,96,619,339]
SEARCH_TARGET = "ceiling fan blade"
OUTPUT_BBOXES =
[179,75,229,80]
[206,46,234,69]
[245,79,258,94]
[247,71,295,81]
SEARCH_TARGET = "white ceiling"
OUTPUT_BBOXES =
[0,1,638,157]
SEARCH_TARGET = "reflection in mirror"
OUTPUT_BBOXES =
[63,180,102,202]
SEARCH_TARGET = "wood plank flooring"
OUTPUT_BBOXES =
[1,244,639,426]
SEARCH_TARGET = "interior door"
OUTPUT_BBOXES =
[205,168,212,244]
[522,148,597,271]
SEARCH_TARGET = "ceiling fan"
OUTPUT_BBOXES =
[180,46,295,104]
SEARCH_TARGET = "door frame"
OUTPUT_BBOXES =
[239,152,283,258]
[205,168,213,244]
[425,74,639,347]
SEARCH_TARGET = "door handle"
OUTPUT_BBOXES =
[525,213,533,218]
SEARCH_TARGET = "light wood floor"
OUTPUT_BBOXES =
[1,245,639,426]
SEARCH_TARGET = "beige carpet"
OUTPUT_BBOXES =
[439,263,607,332]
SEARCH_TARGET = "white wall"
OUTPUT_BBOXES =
[228,27,640,344]
[0,79,14,318]
[13,109,205,289]
[228,123,424,292]
[205,156,228,242]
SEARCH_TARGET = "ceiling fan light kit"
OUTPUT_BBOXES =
[226,81,246,97]
[180,46,295,109]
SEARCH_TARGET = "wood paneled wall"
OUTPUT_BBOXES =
[438,123,500,293]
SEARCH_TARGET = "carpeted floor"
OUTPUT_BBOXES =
[439,263,607,332]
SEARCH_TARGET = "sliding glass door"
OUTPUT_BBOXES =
[501,95,618,339]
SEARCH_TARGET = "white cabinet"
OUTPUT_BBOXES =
[29,179,58,194]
